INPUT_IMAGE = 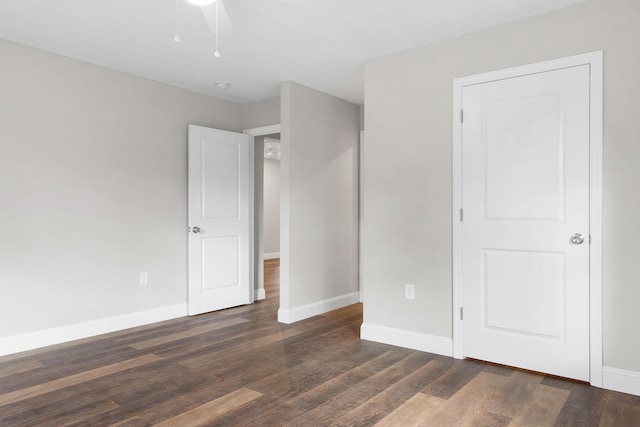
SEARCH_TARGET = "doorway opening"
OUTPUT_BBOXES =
[243,125,282,308]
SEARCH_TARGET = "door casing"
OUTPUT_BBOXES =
[243,124,282,302]
[451,51,603,387]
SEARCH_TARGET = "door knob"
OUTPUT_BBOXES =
[191,226,201,234]
[570,233,584,245]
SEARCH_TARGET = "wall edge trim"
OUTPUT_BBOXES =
[0,304,188,357]
[603,366,640,397]
[360,323,453,357]
[264,252,280,260]
[277,292,359,324]
[255,289,266,300]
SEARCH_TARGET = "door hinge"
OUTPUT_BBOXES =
[459,209,464,222]
[460,109,464,123]
[589,235,592,244]
[460,307,464,320]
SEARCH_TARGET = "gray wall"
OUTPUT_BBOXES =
[263,158,281,255]
[362,0,640,372]
[241,96,281,130]
[280,81,359,310]
[0,39,242,338]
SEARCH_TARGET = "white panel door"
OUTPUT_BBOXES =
[188,125,253,315]
[462,65,590,381]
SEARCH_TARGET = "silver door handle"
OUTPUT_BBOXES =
[191,226,201,234]
[570,233,584,245]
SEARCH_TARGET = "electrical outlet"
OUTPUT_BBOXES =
[405,283,415,300]
[139,272,149,286]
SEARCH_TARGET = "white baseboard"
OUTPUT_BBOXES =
[603,366,640,397]
[360,323,453,357]
[278,292,360,324]
[255,288,266,301]
[0,304,188,357]
[264,252,280,260]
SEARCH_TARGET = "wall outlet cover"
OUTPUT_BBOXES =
[405,283,415,300]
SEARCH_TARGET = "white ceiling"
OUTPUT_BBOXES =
[0,0,587,104]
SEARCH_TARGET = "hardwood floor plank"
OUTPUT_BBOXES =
[0,354,160,407]
[0,360,44,379]
[1,388,121,427]
[416,371,511,426]
[287,350,407,411]
[110,417,153,427]
[110,316,222,345]
[80,359,229,419]
[29,399,120,427]
[129,316,249,349]
[0,384,93,421]
[151,308,298,359]
[44,342,147,376]
[336,359,452,427]
[0,410,38,426]
[541,376,608,427]
[109,300,268,347]
[31,338,130,367]
[64,407,157,427]
[145,319,285,360]
[179,317,343,370]
[207,396,307,427]
[321,302,364,321]
[598,399,640,427]
[0,332,125,364]
[248,357,349,402]
[150,387,262,426]
[374,392,447,426]
[508,381,570,426]
[0,366,64,394]
[474,411,513,427]
[118,314,217,334]
[422,358,486,399]
[287,351,435,425]
[203,340,307,382]
[484,370,545,418]
[128,381,238,424]
[211,338,389,396]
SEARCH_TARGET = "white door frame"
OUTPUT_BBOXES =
[359,130,364,303]
[452,51,604,387]
[243,124,282,301]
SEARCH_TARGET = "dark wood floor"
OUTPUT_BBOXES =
[2,258,640,426]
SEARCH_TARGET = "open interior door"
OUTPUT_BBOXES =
[188,125,253,315]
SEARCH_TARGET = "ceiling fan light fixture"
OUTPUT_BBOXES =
[186,0,216,6]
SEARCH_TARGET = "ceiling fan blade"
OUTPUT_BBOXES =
[201,1,232,34]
